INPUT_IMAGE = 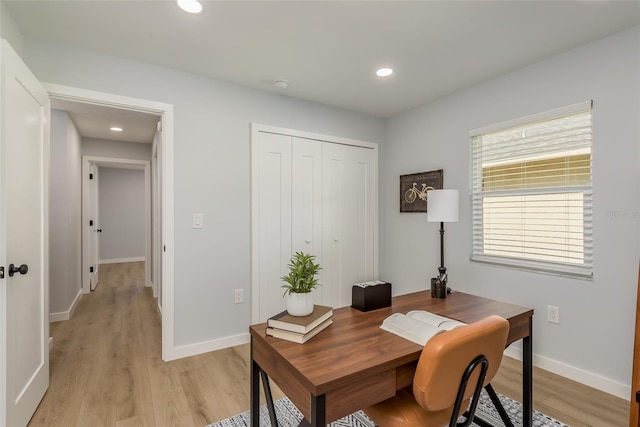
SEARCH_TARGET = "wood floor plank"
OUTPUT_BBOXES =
[30,262,629,427]
[491,356,629,426]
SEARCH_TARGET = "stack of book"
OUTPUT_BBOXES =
[266,305,333,343]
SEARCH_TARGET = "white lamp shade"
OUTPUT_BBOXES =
[427,189,459,222]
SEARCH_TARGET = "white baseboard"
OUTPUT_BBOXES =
[164,332,631,401]
[167,333,250,361]
[49,288,83,322]
[504,346,630,401]
[99,257,145,265]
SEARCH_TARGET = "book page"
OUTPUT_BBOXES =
[380,313,445,346]
[406,310,466,331]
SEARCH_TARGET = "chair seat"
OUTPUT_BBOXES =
[365,387,469,427]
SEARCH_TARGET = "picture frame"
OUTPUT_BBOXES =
[400,169,443,212]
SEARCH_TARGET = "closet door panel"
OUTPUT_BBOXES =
[340,144,376,306]
[322,146,343,306]
[323,143,376,307]
[292,137,324,304]
[255,132,292,321]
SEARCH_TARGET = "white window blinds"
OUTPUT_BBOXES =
[470,101,593,278]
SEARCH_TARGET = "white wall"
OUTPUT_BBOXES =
[381,26,640,397]
[0,2,23,56]
[49,110,82,318]
[22,38,386,349]
[98,167,146,262]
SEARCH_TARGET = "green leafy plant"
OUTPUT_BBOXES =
[281,252,321,296]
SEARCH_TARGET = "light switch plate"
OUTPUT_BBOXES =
[192,213,203,229]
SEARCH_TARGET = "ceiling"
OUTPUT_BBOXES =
[5,0,640,141]
[51,99,160,144]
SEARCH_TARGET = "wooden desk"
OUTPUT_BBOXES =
[250,291,534,427]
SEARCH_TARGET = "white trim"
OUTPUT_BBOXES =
[48,313,69,323]
[471,255,593,280]
[170,333,250,360]
[469,100,593,136]
[49,289,82,322]
[44,83,177,362]
[99,257,145,265]
[151,135,160,299]
[253,123,379,150]
[503,346,629,400]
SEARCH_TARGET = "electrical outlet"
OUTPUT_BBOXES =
[234,289,244,304]
[547,305,560,324]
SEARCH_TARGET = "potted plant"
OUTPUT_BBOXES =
[281,252,321,316]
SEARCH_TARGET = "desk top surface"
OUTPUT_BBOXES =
[250,290,533,395]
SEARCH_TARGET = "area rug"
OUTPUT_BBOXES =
[206,389,569,427]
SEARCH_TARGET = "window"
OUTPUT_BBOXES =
[470,101,593,278]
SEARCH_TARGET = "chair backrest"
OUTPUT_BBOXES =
[412,315,509,413]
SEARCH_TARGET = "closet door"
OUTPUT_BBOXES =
[323,143,376,307]
[252,126,378,321]
[253,132,292,321]
[291,137,324,303]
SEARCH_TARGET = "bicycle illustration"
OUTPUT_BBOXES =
[404,183,435,203]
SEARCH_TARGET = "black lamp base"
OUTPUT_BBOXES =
[431,272,448,299]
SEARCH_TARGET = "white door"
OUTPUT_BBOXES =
[0,39,50,427]
[252,132,292,321]
[323,142,376,307]
[252,126,378,322]
[88,164,100,290]
[291,137,323,303]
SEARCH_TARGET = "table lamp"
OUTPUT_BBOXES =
[427,189,459,285]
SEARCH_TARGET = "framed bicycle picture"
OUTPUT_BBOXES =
[400,169,443,212]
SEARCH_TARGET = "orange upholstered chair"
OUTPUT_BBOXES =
[364,315,510,427]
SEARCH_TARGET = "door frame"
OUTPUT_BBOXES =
[44,82,177,362]
[81,156,151,293]
[88,162,99,290]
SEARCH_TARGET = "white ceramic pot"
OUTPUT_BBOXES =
[286,292,314,316]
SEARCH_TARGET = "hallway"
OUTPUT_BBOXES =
[29,262,263,427]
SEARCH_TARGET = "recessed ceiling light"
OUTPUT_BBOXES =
[110,127,123,132]
[376,68,394,77]
[274,79,289,89]
[177,0,203,14]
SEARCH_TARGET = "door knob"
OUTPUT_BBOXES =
[8,263,28,277]
[97,229,102,233]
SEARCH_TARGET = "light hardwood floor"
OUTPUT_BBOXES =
[30,262,628,427]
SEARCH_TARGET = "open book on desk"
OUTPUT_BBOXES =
[380,310,466,346]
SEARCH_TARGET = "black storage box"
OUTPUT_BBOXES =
[352,281,392,312]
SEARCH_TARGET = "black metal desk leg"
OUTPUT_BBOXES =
[485,384,514,427]
[310,394,326,427]
[250,363,260,424]
[523,322,533,427]
[250,342,261,427]
[261,371,278,427]
[298,394,326,427]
